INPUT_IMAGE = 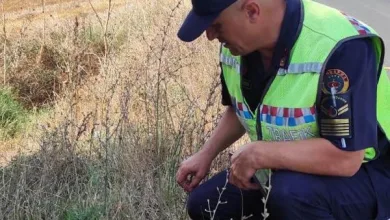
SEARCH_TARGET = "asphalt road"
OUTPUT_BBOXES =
[316,0,390,66]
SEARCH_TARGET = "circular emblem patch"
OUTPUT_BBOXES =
[320,96,349,118]
[322,69,349,94]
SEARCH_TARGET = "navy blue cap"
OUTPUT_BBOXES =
[178,0,237,42]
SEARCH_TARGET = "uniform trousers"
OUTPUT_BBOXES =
[186,155,390,220]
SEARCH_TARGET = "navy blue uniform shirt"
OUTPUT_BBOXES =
[220,0,389,155]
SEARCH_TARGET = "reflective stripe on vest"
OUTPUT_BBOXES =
[277,62,323,75]
[259,105,317,126]
[220,53,240,73]
[341,11,372,35]
[232,97,253,119]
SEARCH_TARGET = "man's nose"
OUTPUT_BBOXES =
[206,27,217,41]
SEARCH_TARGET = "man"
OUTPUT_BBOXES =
[176,0,390,219]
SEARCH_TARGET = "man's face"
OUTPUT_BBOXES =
[205,1,263,56]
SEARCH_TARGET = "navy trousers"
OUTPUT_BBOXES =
[186,157,390,220]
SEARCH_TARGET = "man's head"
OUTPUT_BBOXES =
[178,0,285,56]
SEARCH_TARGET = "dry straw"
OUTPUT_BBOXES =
[2,0,6,85]
[0,0,235,219]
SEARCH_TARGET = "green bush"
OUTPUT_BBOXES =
[0,87,27,138]
[62,206,103,220]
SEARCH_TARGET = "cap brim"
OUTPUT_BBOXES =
[177,10,219,42]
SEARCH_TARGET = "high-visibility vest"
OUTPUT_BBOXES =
[221,0,390,162]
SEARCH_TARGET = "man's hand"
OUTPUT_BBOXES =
[229,143,261,190]
[176,150,214,192]
[229,139,365,180]
[176,106,246,192]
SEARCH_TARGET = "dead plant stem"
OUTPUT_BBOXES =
[88,0,112,62]
[155,0,183,157]
[2,0,6,85]
[41,0,46,45]
[104,0,112,62]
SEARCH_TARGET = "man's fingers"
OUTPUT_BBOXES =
[189,174,202,189]
[176,167,186,184]
[243,181,260,190]
[230,152,238,163]
[229,167,259,190]
[181,174,203,193]
[182,182,192,192]
[230,175,259,190]
[176,166,192,188]
[228,168,244,188]
[230,176,245,189]
[176,166,203,192]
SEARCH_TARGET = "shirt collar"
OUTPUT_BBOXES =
[272,0,302,69]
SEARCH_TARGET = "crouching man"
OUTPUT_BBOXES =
[176,0,390,219]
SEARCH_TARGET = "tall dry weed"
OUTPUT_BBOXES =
[0,0,239,219]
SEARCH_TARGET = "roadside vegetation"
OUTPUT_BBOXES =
[0,0,240,219]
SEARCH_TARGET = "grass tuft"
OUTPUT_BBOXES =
[0,87,27,139]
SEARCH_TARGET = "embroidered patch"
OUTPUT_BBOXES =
[319,93,352,138]
[320,119,351,138]
[320,96,349,118]
[322,69,350,95]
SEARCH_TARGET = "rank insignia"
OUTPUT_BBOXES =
[319,93,352,138]
[321,96,349,118]
[322,69,350,94]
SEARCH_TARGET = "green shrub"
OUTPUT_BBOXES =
[62,206,103,220]
[0,87,27,138]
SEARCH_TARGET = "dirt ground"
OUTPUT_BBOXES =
[2,0,128,37]
[0,150,17,166]
[4,0,76,12]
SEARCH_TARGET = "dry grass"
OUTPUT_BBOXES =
[0,0,242,219]
[3,0,76,12]
[3,0,128,38]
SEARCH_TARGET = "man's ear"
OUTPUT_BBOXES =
[242,0,260,22]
